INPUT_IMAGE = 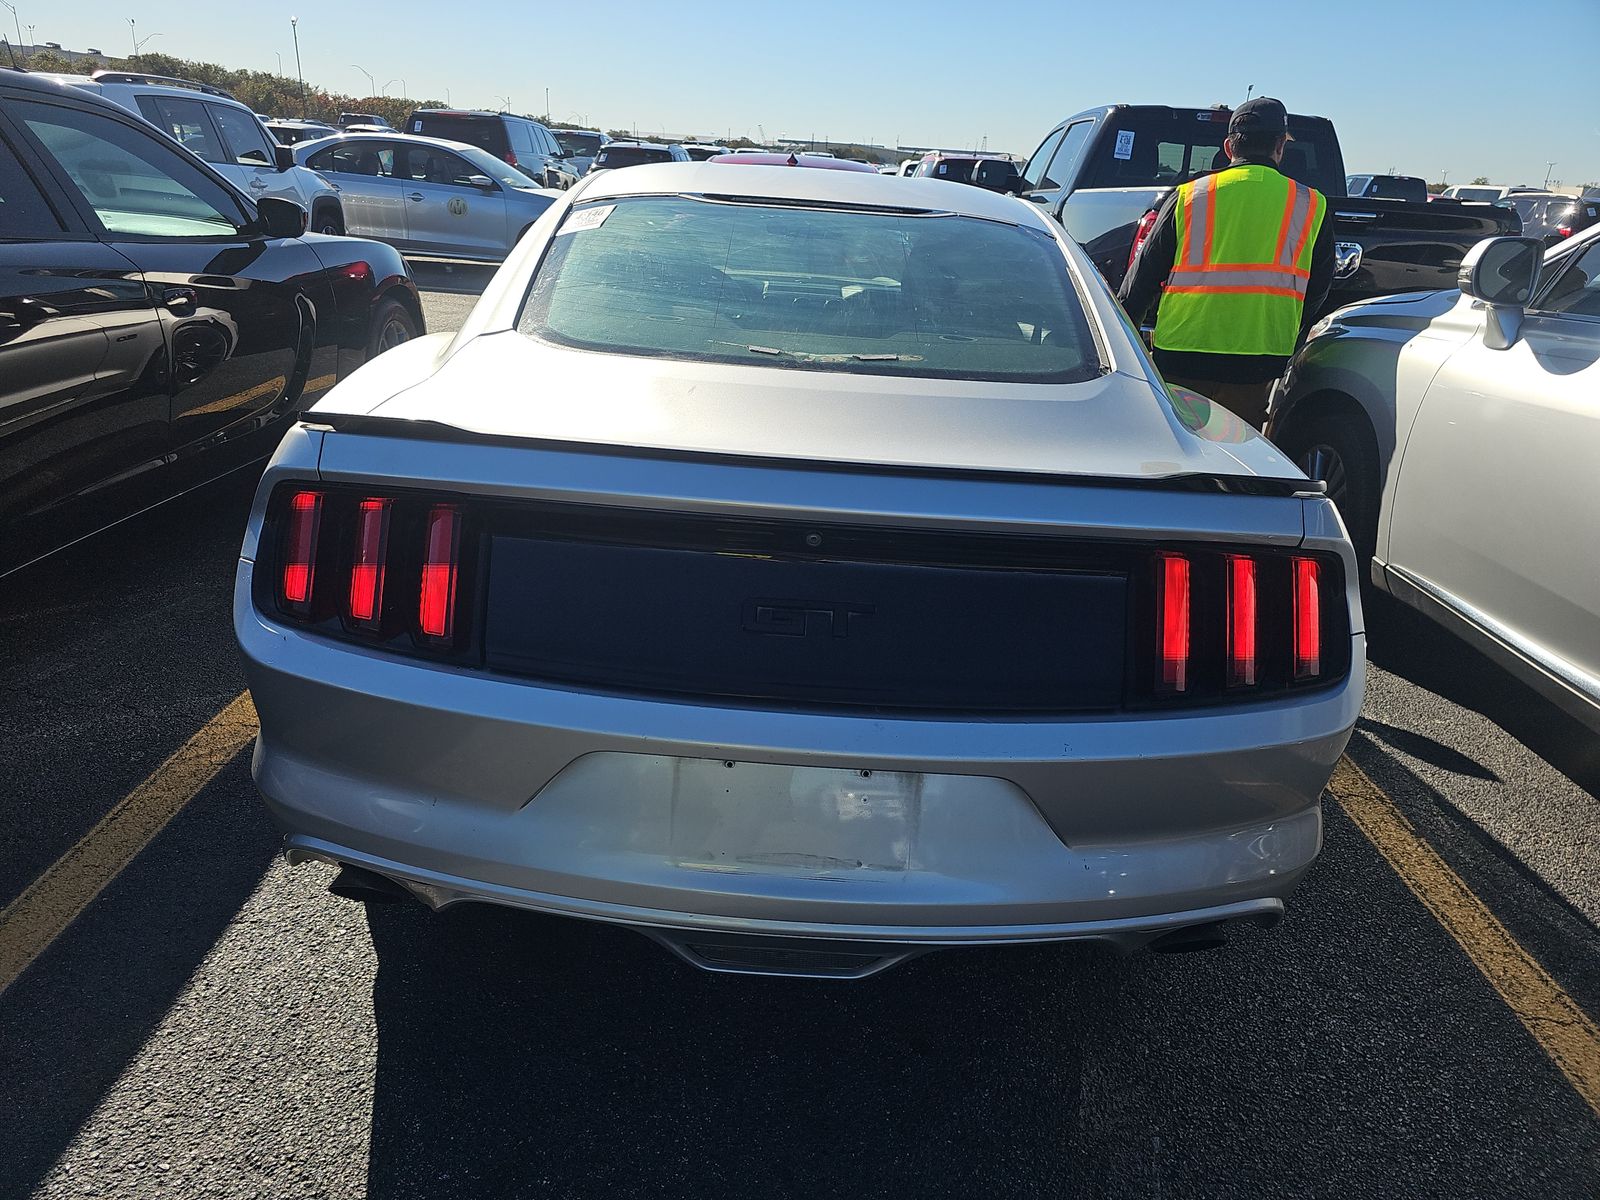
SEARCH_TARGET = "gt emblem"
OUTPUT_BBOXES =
[447,197,467,216]
[742,598,873,639]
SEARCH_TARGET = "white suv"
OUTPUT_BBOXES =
[37,70,346,234]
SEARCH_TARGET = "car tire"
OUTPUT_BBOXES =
[312,202,345,237]
[367,297,418,360]
[1279,405,1380,564]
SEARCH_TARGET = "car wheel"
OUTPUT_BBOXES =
[367,297,418,360]
[1279,407,1380,564]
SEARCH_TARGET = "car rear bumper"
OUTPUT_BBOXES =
[237,561,1363,963]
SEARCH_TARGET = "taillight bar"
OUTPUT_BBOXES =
[347,497,392,627]
[1227,554,1258,688]
[1156,553,1190,693]
[279,489,323,615]
[1293,556,1322,680]
[419,504,462,641]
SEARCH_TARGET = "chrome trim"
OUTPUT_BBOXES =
[1383,563,1600,732]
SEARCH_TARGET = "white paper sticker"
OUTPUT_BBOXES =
[412,120,422,133]
[558,204,615,235]
[1113,130,1135,160]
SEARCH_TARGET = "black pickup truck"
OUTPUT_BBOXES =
[1008,105,1521,317]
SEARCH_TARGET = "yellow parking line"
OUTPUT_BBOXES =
[0,692,258,998]
[1331,755,1600,1118]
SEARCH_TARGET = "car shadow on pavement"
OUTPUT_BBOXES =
[0,760,278,1199]
[1364,589,1600,796]
[362,900,1101,1200]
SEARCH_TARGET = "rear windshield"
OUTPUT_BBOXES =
[1079,108,1341,194]
[406,113,508,156]
[684,146,723,161]
[593,146,672,169]
[929,158,980,183]
[1361,176,1427,202]
[1452,187,1501,203]
[556,131,602,157]
[517,195,1100,384]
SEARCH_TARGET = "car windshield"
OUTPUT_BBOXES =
[593,146,672,169]
[556,131,602,156]
[1454,187,1500,202]
[517,195,1100,383]
[451,142,540,190]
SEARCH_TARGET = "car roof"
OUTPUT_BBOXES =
[575,162,1057,228]
[602,141,674,150]
[709,152,878,172]
[411,109,534,122]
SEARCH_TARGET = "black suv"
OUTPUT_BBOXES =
[0,69,425,576]
[403,109,578,189]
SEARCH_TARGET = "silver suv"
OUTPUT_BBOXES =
[38,70,346,234]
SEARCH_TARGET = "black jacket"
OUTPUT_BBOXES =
[1116,157,1335,384]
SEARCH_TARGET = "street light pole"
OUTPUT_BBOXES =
[352,63,375,97]
[290,17,306,117]
[1545,161,1558,188]
[1,3,23,54]
[545,87,550,120]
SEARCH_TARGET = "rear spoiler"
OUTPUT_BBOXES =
[310,412,1323,498]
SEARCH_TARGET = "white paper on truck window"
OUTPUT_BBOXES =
[1113,130,1135,160]
[558,204,615,235]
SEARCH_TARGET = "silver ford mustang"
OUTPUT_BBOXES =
[235,163,1365,978]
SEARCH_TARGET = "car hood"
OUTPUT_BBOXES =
[313,331,1307,485]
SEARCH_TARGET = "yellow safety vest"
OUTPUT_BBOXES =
[1153,165,1327,358]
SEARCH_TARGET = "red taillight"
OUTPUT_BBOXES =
[1557,225,1573,239]
[1156,553,1191,692]
[419,504,462,640]
[280,490,323,612]
[504,150,518,168]
[1227,554,1258,687]
[1128,207,1160,272]
[347,497,392,625]
[1293,556,1322,680]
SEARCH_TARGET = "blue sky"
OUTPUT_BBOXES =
[25,0,1600,188]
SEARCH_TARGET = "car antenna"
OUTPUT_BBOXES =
[1,37,22,71]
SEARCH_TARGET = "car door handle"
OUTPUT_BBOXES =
[408,192,424,202]
[247,178,269,190]
[163,287,198,312]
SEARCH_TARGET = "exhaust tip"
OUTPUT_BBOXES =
[328,863,413,905]
[1149,921,1230,954]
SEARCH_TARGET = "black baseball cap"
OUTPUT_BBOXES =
[1229,97,1289,137]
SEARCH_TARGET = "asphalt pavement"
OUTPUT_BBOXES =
[2,266,1596,1199]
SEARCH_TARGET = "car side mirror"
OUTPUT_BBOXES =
[1458,236,1542,350]
[274,144,296,172]
[255,195,308,238]
[466,174,499,191]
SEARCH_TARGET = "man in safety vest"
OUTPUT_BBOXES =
[1117,97,1334,430]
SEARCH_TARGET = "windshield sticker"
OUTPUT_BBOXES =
[558,204,615,235]
[412,120,422,133]
[1113,130,1135,160]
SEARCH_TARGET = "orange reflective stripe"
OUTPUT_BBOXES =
[1182,174,1215,267]
[1274,179,1298,263]
[1164,284,1307,299]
